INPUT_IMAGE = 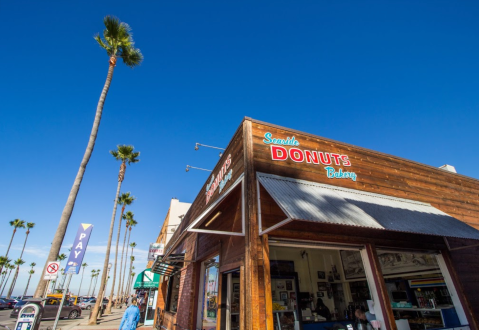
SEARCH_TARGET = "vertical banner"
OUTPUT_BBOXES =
[64,223,94,274]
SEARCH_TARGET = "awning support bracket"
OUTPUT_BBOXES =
[444,236,479,251]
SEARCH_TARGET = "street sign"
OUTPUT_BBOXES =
[44,261,60,280]
[64,223,93,275]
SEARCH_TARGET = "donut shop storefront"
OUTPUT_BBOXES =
[152,118,479,330]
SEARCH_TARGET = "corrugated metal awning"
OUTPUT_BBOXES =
[257,172,479,240]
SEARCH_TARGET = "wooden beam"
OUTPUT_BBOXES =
[261,234,273,330]
[365,244,397,330]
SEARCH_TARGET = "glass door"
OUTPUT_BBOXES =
[198,256,220,330]
[221,269,241,330]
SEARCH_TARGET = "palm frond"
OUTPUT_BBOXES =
[103,16,121,39]
[121,47,143,68]
[26,222,35,229]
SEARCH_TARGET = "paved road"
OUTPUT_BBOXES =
[0,307,90,330]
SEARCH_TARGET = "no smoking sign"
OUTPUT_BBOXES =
[44,261,60,280]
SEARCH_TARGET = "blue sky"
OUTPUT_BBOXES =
[1,0,479,295]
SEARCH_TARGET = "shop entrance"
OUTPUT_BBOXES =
[268,241,386,330]
[220,269,241,330]
[196,256,220,330]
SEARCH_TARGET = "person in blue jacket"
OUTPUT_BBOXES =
[119,297,140,330]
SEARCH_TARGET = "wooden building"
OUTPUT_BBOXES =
[152,118,479,330]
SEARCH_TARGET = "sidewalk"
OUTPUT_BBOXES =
[64,308,152,330]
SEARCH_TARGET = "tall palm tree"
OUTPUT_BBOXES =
[129,272,136,294]
[120,218,137,303]
[0,258,11,288]
[23,263,36,297]
[34,15,143,299]
[87,269,96,296]
[77,263,88,297]
[6,258,25,298]
[2,220,25,275]
[7,223,35,299]
[1,263,17,297]
[107,192,135,313]
[92,269,101,296]
[117,211,135,306]
[125,260,135,296]
[90,146,139,324]
[121,245,136,299]
[56,254,67,291]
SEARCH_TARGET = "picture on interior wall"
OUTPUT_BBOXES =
[285,280,293,291]
[276,281,285,290]
[340,250,366,279]
[317,292,324,298]
[317,282,328,291]
[280,291,288,300]
[233,283,240,293]
[377,251,440,276]
[317,271,325,279]
[270,260,295,274]
[290,292,296,300]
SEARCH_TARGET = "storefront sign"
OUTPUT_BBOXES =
[205,154,233,204]
[263,132,358,181]
[148,243,164,261]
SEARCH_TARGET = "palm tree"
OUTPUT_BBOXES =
[1,264,17,297]
[87,269,96,296]
[6,258,25,298]
[77,263,88,297]
[34,15,143,299]
[2,220,25,275]
[56,254,67,291]
[129,272,136,294]
[92,269,101,296]
[90,146,139,324]
[107,192,135,313]
[123,253,135,299]
[23,263,36,297]
[120,218,137,303]
[117,211,136,306]
[7,223,35,299]
[0,257,11,288]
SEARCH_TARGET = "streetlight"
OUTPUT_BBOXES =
[186,165,212,172]
[195,143,225,157]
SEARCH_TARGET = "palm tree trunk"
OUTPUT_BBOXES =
[87,276,93,296]
[34,60,116,298]
[19,232,30,259]
[24,274,32,297]
[106,204,126,313]
[126,256,134,296]
[77,267,86,297]
[116,224,129,307]
[1,269,13,297]
[0,272,7,289]
[89,176,123,325]
[6,266,19,299]
[120,229,132,302]
[1,230,16,275]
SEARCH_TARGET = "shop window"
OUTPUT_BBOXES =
[269,245,377,330]
[165,273,181,313]
[378,249,465,329]
[197,256,220,330]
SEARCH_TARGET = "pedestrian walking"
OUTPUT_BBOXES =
[119,297,140,330]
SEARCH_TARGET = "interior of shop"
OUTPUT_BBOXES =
[268,245,463,330]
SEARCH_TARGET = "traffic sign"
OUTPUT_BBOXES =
[44,261,60,280]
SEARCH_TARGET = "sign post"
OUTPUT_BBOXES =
[52,223,93,330]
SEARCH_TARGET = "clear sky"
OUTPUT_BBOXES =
[1,0,479,296]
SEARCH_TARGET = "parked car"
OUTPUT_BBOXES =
[6,300,18,309]
[0,299,9,310]
[79,298,107,310]
[10,298,81,320]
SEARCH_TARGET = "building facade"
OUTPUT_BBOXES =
[152,118,479,330]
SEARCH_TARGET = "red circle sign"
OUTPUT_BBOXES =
[47,263,59,274]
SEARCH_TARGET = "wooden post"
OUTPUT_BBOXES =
[262,234,273,330]
[365,244,397,330]
[243,119,261,329]
[240,265,245,330]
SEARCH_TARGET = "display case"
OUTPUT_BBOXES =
[393,306,460,329]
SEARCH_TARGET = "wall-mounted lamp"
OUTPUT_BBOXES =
[195,143,225,157]
[205,211,222,227]
[186,165,212,172]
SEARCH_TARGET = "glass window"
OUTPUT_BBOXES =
[166,274,180,313]
[269,245,375,328]
[378,250,464,329]
[200,256,219,330]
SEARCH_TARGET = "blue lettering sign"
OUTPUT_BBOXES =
[263,132,300,146]
[324,167,357,181]
[64,224,93,274]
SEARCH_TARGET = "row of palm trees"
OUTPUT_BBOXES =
[0,219,36,298]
